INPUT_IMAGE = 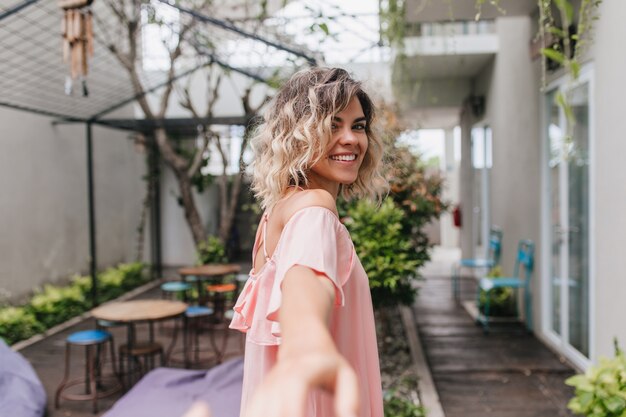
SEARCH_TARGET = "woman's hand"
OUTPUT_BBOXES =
[243,349,359,417]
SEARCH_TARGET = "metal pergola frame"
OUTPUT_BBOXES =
[0,0,316,306]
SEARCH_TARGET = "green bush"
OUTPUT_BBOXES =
[196,235,228,265]
[116,262,146,289]
[0,262,147,345]
[478,266,516,317]
[386,145,447,269]
[27,284,88,329]
[344,198,420,308]
[384,389,427,417]
[0,307,44,346]
[71,262,147,302]
[566,340,626,417]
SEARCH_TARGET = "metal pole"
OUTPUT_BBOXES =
[156,0,317,66]
[0,0,41,22]
[86,122,98,306]
[148,135,162,280]
[148,135,156,280]
[152,135,163,279]
[153,136,163,279]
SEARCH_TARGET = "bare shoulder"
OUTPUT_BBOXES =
[278,189,338,227]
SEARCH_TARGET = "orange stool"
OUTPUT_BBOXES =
[206,283,236,322]
[206,283,237,362]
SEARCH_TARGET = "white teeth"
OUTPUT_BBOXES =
[330,154,356,161]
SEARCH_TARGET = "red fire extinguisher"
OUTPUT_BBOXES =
[453,204,462,228]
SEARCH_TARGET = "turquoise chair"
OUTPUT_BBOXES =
[452,227,503,299]
[476,239,534,333]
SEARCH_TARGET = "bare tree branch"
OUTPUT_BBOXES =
[205,71,222,118]
[187,128,211,178]
[158,20,197,117]
[214,134,229,177]
[106,0,128,25]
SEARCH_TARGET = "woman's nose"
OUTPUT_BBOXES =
[339,127,358,144]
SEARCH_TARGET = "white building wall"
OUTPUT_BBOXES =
[474,16,541,324]
[0,106,145,300]
[589,0,626,360]
[160,171,220,267]
[440,128,460,248]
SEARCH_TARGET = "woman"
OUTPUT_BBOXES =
[229,67,387,417]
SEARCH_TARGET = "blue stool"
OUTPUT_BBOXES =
[161,281,192,301]
[55,329,122,413]
[186,306,215,367]
[167,305,215,368]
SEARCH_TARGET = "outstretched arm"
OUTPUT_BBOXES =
[243,265,359,417]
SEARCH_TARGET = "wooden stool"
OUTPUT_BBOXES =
[55,329,122,414]
[119,340,164,381]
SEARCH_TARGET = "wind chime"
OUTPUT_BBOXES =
[59,0,94,96]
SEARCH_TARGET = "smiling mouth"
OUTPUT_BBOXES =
[329,154,357,162]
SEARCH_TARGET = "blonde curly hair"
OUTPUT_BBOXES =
[250,67,387,210]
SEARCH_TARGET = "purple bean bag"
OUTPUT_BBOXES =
[103,357,244,417]
[0,339,46,417]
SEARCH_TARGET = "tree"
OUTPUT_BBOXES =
[98,0,280,249]
[177,68,271,244]
[101,0,209,245]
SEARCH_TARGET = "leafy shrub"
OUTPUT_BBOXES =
[344,198,420,308]
[27,285,88,329]
[71,262,147,302]
[478,266,516,317]
[385,145,447,269]
[0,307,44,346]
[196,235,228,265]
[0,262,147,345]
[116,262,146,289]
[70,274,91,293]
[566,340,626,417]
[384,389,426,417]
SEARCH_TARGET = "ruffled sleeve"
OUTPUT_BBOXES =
[267,207,353,323]
[229,206,354,345]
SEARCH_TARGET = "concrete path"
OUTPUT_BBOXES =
[413,248,578,417]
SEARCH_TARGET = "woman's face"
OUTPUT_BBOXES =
[308,96,368,197]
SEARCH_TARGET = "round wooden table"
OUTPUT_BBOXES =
[92,300,187,386]
[178,264,241,278]
[92,299,187,324]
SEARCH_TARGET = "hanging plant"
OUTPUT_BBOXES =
[379,0,406,49]
[536,0,602,147]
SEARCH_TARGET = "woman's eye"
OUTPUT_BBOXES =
[331,123,339,130]
[353,124,366,131]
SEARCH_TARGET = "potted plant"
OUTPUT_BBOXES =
[566,339,626,416]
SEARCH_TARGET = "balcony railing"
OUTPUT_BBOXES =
[406,20,496,37]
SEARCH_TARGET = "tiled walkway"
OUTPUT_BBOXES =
[414,249,577,417]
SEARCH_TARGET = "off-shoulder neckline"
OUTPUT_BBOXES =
[250,206,348,278]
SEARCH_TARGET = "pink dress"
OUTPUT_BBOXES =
[229,206,384,417]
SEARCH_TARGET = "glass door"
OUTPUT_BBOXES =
[471,126,492,256]
[545,79,591,360]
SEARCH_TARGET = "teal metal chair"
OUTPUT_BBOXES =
[476,239,534,333]
[452,227,503,299]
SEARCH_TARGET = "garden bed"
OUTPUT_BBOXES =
[377,306,426,417]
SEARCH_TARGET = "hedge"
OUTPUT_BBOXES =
[0,262,147,345]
